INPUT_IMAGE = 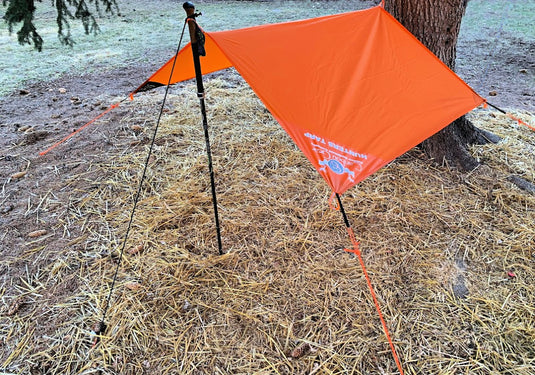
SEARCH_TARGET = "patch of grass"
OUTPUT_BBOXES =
[0,1,184,94]
[455,0,534,108]
[4,0,532,98]
[0,0,378,97]
[462,0,535,40]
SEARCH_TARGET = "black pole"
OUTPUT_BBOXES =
[183,2,223,255]
[486,101,507,114]
[335,193,350,228]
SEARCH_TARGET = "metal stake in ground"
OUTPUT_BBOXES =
[183,1,223,255]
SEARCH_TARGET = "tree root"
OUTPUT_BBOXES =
[474,128,501,145]
[507,175,535,194]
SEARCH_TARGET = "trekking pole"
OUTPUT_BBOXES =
[183,1,223,255]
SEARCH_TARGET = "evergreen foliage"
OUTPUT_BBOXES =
[2,0,119,51]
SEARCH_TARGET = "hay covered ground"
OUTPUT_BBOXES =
[1,70,534,374]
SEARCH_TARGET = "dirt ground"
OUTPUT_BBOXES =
[0,67,151,279]
[0,6,533,374]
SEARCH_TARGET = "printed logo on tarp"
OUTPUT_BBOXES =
[304,133,367,182]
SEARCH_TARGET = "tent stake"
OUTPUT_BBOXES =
[335,193,351,228]
[184,2,223,255]
[335,193,405,375]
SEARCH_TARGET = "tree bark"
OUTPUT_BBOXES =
[384,0,494,171]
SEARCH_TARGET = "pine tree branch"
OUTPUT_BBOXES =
[2,0,119,50]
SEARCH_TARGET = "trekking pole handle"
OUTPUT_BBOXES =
[183,2,202,18]
[183,2,202,43]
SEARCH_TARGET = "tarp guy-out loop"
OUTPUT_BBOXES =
[328,191,340,211]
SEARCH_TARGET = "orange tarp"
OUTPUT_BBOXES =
[134,5,484,194]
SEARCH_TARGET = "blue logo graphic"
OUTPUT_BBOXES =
[319,159,354,178]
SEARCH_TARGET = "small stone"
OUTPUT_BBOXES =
[92,321,106,334]
[130,125,143,134]
[125,282,142,291]
[127,243,144,255]
[289,342,312,359]
[58,88,67,94]
[1,205,14,214]
[19,89,30,95]
[489,90,498,96]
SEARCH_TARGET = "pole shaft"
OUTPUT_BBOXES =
[188,18,223,255]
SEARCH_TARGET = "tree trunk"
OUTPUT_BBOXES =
[384,0,493,171]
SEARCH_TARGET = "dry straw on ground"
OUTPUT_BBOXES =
[1,73,534,374]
